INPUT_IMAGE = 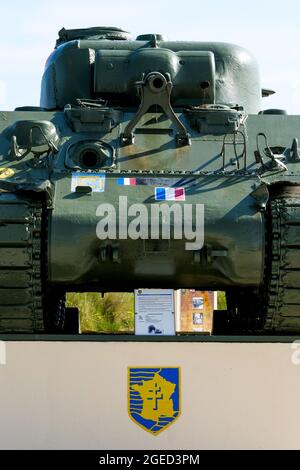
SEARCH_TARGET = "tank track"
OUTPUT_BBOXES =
[223,186,300,334]
[0,195,44,332]
[264,188,300,332]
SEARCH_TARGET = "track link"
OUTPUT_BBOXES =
[0,194,44,332]
[265,189,300,332]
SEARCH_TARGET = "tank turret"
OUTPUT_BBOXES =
[41,27,261,113]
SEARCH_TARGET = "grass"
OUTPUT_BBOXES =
[67,292,134,333]
[217,291,227,310]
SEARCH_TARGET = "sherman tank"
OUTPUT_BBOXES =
[0,26,299,334]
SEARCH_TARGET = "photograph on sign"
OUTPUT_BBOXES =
[193,313,204,325]
[192,297,204,309]
[134,289,175,336]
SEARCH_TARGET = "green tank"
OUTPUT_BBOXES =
[0,26,299,333]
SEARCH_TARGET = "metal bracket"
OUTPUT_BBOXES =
[255,133,288,172]
[185,105,246,135]
[204,245,228,264]
[98,244,121,264]
[220,130,247,171]
[65,102,122,133]
[10,125,58,160]
[250,183,269,209]
[121,72,191,147]
[291,138,300,162]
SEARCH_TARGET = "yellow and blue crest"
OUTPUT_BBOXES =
[128,367,181,435]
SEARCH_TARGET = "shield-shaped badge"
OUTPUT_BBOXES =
[128,367,181,435]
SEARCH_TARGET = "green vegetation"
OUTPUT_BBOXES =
[67,292,134,333]
[217,291,227,310]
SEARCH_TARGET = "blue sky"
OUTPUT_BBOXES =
[1,0,300,113]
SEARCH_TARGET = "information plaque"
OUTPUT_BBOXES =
[134,289,175,336]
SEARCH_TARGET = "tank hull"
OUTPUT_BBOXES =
[49,173,264,290]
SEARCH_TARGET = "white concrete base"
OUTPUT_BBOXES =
[0,341,299,449]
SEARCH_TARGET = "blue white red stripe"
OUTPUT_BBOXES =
[118,177,136,186]
[155,187,185,201]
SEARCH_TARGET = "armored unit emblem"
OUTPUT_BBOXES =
[128,367,181,435]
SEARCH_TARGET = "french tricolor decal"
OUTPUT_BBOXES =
[155,187,185,201]
[118,177,136,186]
